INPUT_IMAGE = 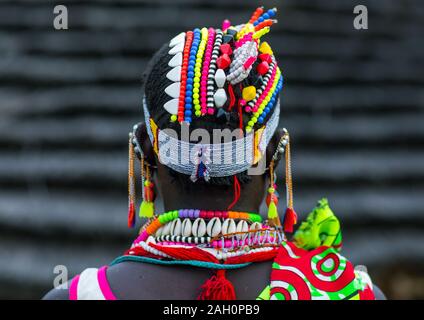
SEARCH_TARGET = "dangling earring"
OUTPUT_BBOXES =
[283,129,297,233]
[266,159,280,227]
[139,155,155,218]
[128,133,136,228]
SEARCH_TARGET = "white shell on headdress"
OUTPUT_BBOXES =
[163,98,179,114]
[192,218,207,237]
[169,32,186,48]
[164,82,181,98]
[169,41,184,55]
[250,222,262,231]
[168,52,183,67]
[222,218,236,235]
[170,218,182,236]
[214,88,227,108]
[181,218,193,237]
[166,66,182,82]
[206,217,222,237]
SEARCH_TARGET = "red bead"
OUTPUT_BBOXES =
[220,43,232,55]
[259,53,272,63]
[257,61,269,75]
[217,54,231,69]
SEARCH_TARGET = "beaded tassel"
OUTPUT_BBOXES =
[127,134,136,228]
[266,160,281,227]
[139,158,155,218]
[283,133,297,233]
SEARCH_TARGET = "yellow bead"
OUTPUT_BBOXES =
[195,110,202,116]
[259,41,273,55]
[242,86,257,102]
[193,93,199,99]
[193,87,199,93]
[194,82,200,88]
[170,114,177,122]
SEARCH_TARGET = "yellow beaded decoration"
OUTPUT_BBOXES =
[259,41,273,55]
[193,28,209,116]
[242,86,257,101]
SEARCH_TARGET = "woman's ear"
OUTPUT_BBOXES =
[266,128,286,168]
[135,123,156,166]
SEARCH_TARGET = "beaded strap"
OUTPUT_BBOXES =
[204,30,223,116]
[177,31,194,122]
[192,28,209,120]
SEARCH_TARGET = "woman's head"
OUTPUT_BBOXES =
[135,7,285,211]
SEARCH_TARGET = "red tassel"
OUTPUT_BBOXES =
[197,270,236,300]
[283,207,297,233]
[127,202,135,228]
[227,176,241,210]
[228,84,236,111]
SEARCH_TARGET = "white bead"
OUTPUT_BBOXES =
[206,217,222,237]
[168,52,183,67]
[214,69,226,87]
[181,218,192,237]
[163,98,179,114]
[166,66,181,82]
[192,218,206,237]
[170,218,182,236]
[169,32,186,47]
[164,82,180,98]
[214,88,227,108]
[168,41,184,55]
[222,218,236,235]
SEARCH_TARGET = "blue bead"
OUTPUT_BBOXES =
[253,21,259,26]
[258,17,264,23]
[265,107,270,113]
[187,78,193,84]
[185,97,192,103]
[190,50,197,56]
[185,117,192,123]
[194,28,200,33]
[185,103,192,109]
[188,71,194,78]
[186,84,193,90]
[185,110,192,116]
[258,117,264,124]
[268,9,275,17]
[188,66,194,72]
[263,13,270,19]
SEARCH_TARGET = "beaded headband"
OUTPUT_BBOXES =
[142,7,283,181]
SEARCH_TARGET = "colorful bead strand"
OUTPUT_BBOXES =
[200,28,215,115]
[205,30,223,115]
[177,31,193,123]
[184,28,201,123]
[258,74,283,124]
[192,28,209,120]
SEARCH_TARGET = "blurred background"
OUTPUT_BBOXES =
[0,0,423,299]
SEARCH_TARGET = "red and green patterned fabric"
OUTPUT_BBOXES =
[257,241,375,300]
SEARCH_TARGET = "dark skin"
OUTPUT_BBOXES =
[43,125,386,300]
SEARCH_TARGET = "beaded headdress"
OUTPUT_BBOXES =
[142,7,283,180]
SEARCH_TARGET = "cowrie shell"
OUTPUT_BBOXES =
[192,218,206,237]
[206,217,222,237]
[236,220,249,239]
[155,226,164,237]
[221,218,236,235]
[181,218,192,237]
[250,222,262,231]
[161,222,171,236]
[170,218,182,236]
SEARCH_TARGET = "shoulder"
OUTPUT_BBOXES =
[42,281,70,300]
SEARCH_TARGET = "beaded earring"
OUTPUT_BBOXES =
[139,156,156,219]
[128,133,136,228]
[266,159,280,228]
[283,131,297,233]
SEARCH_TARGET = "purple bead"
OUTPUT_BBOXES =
[194,209,200,218]
[188,209,194,218]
